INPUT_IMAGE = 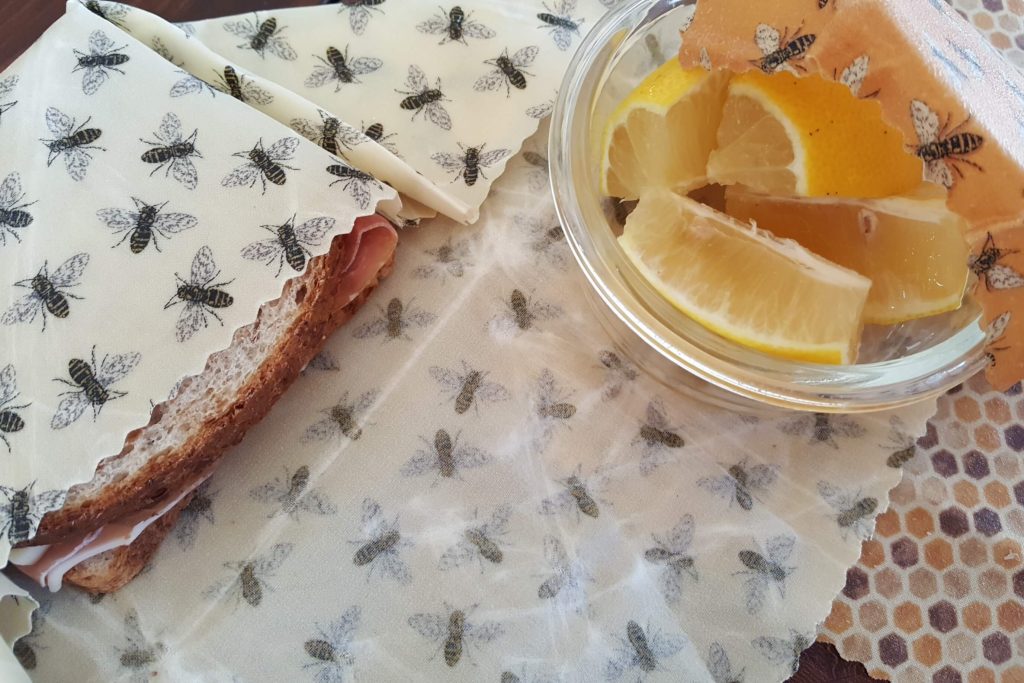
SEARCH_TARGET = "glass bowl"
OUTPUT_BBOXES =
[548,0,988,413]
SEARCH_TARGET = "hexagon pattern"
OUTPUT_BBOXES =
[823,365,1024,681]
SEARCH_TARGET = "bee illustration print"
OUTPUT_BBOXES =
[149,37,179,65]
[910,99,984,188]
[397,65,452,130]
[164,247,233,342]
[752,23,816,74]
[140,112,200,190]
[540,464,609,521]
[521,149,550,192]
[969,232,1024,291]
[780,412,866,448]
[338,0,386,35]
[0,75,18,125]
[985,311,1011,368]
[490,288,561,336]
[241,214,333,276]
[353,297,436,342]
[474,46,539,96]
[0,171,35,247]
[0,482,66,544]
[303,389,377,442]
[537,1,584,51]
[418,6,495,45]
[51,346,139,429]
[223,13,297,60]
[350,498,412,584]
[697,458,778,511]
[41,107,105,181]
[306,46,382,91]
[73,30,128,95]
[169,70,218,98]
[3,253,89,332]
[408,603,504,668]
[882,415,917,468]
[527,218,568,266]
[644,515,698,605]
[605,620,687,681]
[598,349,638,400]
[535,368,576,422]
[735,534,795,613]
[12,600,48,671]
[537,536,592,613]
[211,65,274,105]
[362,120,400,155]
[402,428,492,483]
[98,198,197,253]
[707,642,744,683]
[527,98,554,119]
[304,350,340,373]
[117,610,165,672]
[752,630,811,677]
[413,237,472,281]
[250,465,337,520]
[837,54,878,98]
[81,1,130,29]
[430,361,510,415]
[0,365,28,453]
[439,504,511,571]
[174,481,216,550]
[291,110,366,156]
[303,606,360,682]
[222,137,299,194]
[433,143,511,187]
[326,163,382,210]
[203,543,293,608]
[818,480,878,540]
[633,399,685,475]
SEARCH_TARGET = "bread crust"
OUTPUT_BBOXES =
[28,225,395,547]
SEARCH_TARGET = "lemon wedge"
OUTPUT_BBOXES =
[601,59,730,200]
[619,188,871,364]
[706,71,923,198]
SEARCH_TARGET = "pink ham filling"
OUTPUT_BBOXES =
[9,214,398,592]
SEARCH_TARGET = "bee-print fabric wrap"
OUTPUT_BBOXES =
[678,0,1024,390]
[0,3,399,566]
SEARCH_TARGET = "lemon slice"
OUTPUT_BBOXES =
[706,71,923,198]
[724,185,969,325]
[601,59,730,200]
[620,188,870,364]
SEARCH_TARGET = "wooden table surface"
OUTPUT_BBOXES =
[0,2,878,681]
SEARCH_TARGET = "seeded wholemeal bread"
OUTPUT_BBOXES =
[20,216,396,592]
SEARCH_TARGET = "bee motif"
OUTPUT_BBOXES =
[535,368,576,430]
[836,54,878,98]
[432,143,511,186]
[439,505,511,571]
[149,37,178,64]
[413,237,473,281]
[0,365,28,453]
[73,30,128,95]
[222,137,299,194]
[302,606,360,682]
[490,288,561,336]
[350,498,412,584]
[403,428,492,483]
[0,482,65,544]
[418,6,495,45]
[326,163,382,210]
[362,120,400,155]
[304,389,377,442]
[969,232,1024,291]
[174,481,216,550]
[910,99,984,188]
[633,399,684,475]
[537,0,584,51]
[752,630,812,677]
[40,107,105,182]
[598,349,639,401]
[353,297,436,342]
[81,1,130,29]
[397,65,453,130]
[521,149,550,192]
[211,65,274,105]
[164,246,234,342]
[337,0,386,36]
[474,46,539,96]
[408,603,504,667]
[139,112,200,190]
[707,642,744,683]
[304,350,340,373]
[699,47,713,71]
[526,98,554,119]
[752,23,816,74]
[0,75,18,125]
[12,601,48,671]
[291,110,366,156]
[537,535,592,612]
[780,412,866,448]
[223,13,296,60]
[735,535,795,613]
[697,458,778,511]
[2,253,89,331]
[51,346,140,429]
[241,214,333,276]
[306,46,382,91]
[881,415,917,468]
[97,197,197,253]
[169,70,218,98]
[430,361,510,414]
[605,620,687,680]
[818,480,878,539]
[644,515,698,605]
[203,543,293,607]
[540,464,608,520]
[250,465,337,520]
[117,610,165,671]
[984,311,1011,368]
